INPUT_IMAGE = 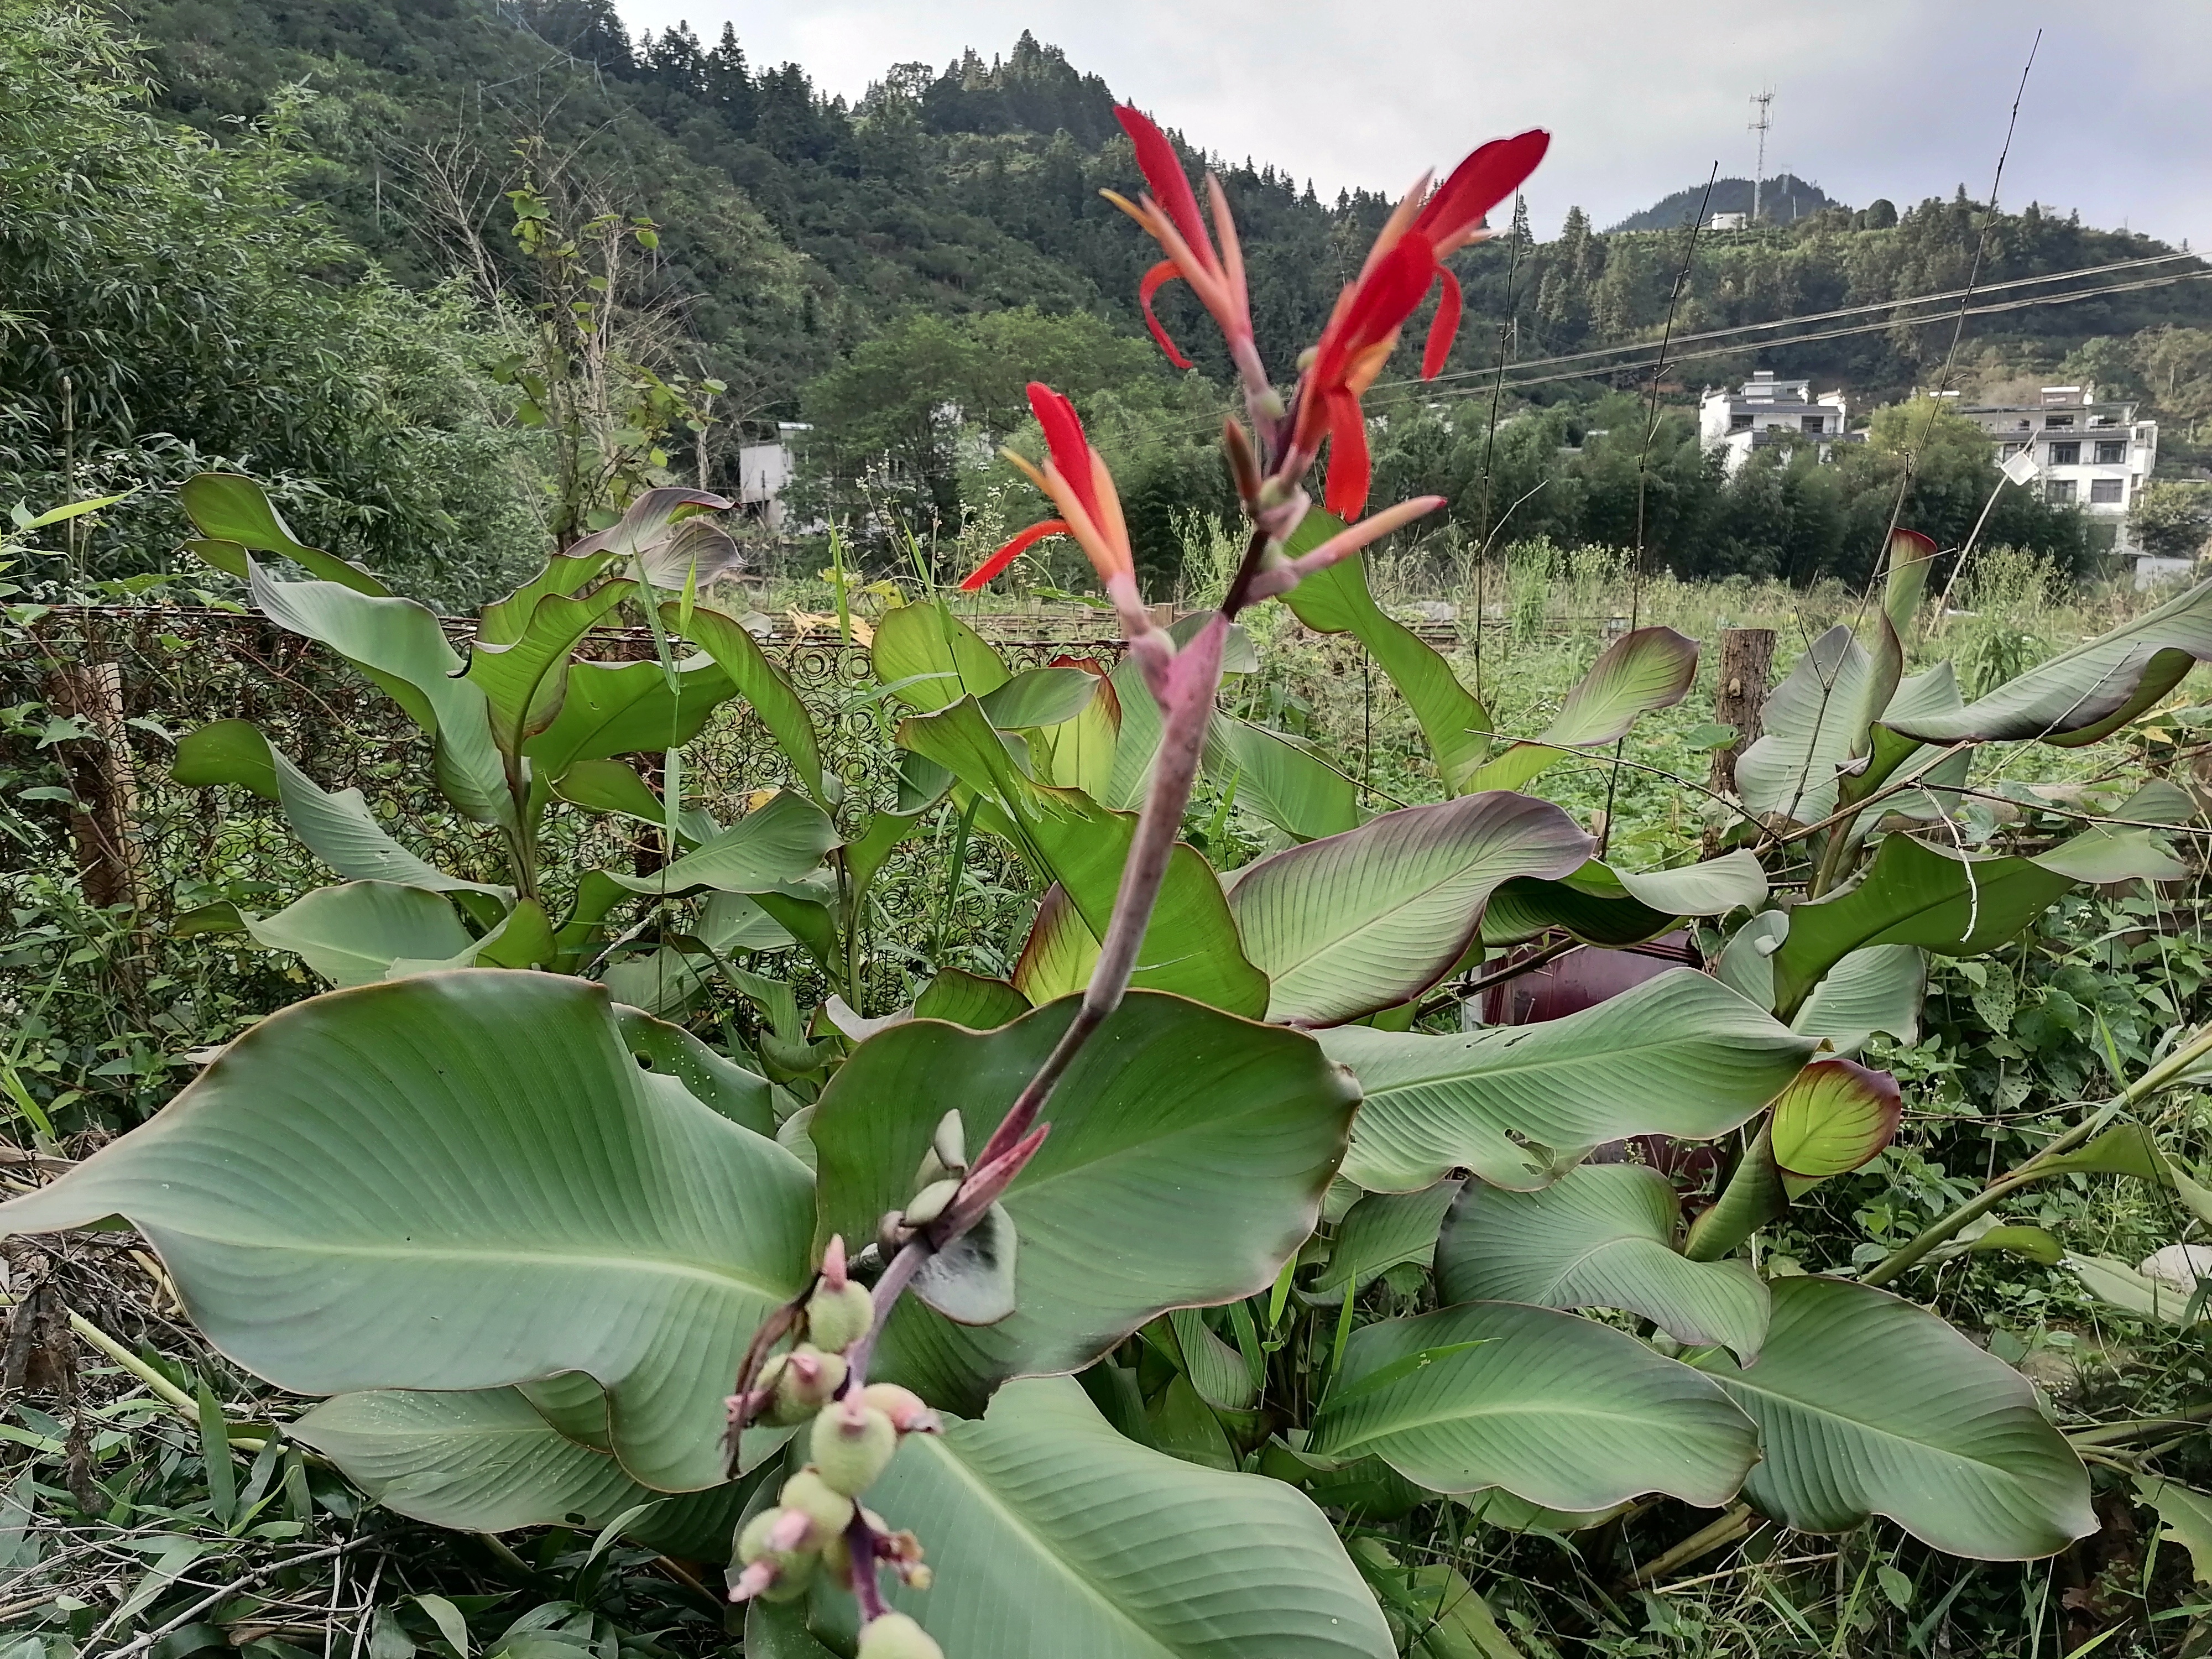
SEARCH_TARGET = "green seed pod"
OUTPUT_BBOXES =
[806,1281,876,1353]
[857,1613,944,1659]
[763,1344,847,1424]
[901,1178,961,1229]
[758,1549,816,1603]
[778,1467,855,1543]
[810,1401,898,1498]
[734,1509,780,1566]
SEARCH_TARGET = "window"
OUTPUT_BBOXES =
[1730,412,1752,431]
[2044,413,2075,428]
[2049,441,2080,466]
[2090,478,2124,505]
[2047,479,2077,505]
[1801,414,1826,433]
[2001,442,2027,459]
[2095,440,2125,465]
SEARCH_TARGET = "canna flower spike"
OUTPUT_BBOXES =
[1102,106,1254,378]
[962,383,1154,644]
[1293,129,1549,517]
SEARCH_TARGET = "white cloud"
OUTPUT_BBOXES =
[618,1,2211,243]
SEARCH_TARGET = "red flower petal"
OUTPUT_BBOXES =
[1138,259,1196,370]
[1422,266,1464,380]
[1114,107,1214,275]
[1322,391,1373,519]
[960,518,1070,591]
[1025,384,1105,527]
[1416,129,1551,245]
[1339,232,1441,358]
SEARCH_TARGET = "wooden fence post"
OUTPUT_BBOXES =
[1708,627,1776,796]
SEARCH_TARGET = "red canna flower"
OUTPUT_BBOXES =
[963,384,1138,610]
[1102,106,1253,371]
[1292,130,1548,517]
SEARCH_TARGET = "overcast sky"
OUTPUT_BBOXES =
[615,1,2209,246]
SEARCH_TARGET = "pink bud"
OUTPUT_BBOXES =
[860,1383,940,1435]
[729,1561,777,1603]
[822,1234,849,1291]
[767,1508,811,1553]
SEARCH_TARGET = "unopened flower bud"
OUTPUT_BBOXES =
[857,1613,943,1659]
[821,1234,852,1291]
[728,1559,778,1603]
[807,1279,876,1353]
[900,1562,934,1592]
[766,1507,812,1554]
[778,1468,855,1542]
[1254,387,1287,422]
[860,1383,939,1435]
[811,1399,899,1497]
[902,1178,961,1229]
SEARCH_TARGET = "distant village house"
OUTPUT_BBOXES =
[1698,371,1856,475]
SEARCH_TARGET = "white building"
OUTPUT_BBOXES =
[737,422,811,531]
[1954,385,2157,529]
[1706,212,1750,232]
[1699,371,1854,476]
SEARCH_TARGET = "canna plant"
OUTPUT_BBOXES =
[12,100,2212,1658]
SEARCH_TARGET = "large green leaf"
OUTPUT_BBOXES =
[1735,625,1870,824]
[808,993,1358,1411]
[463,586,632,757]
[1205,717,1362,842]
[870,600,1011,712]
[1768,1057,1901,1180]
[1326,969,1816,1192]
[1460,627,1698,795]
[1437,1166,1770,1361]
[247,564,512,826]
[173,721,505,896]
[1281,520,1491,792]
[1887,576,2212,747]
[671,604,830,805]
[804,1378,1392,1657]
[600,790,836,898]
[1695,1276,2095,1558]
[1768,834,2079,1017]
[479,487,729,644]
[1310,1181,1463,1300]
[1790,944,1925,1053]
[903,698,1268,1016]
[245,881,473,987]
[1479,851,1766,948]
[1308,1302,1757,1510]
[179,472,390,595]
[290,1385,758,1554]
[0,972,814,1491]
[1227,794,1592,1026]
[524,654,737,781]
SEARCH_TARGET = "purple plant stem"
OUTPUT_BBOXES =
[845,1511,890,1621]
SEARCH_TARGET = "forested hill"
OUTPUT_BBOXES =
[1609,174,1840,231]
[128,0,2212,416]
[7,0,2211,597]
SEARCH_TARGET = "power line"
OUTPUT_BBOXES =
[1387,266,2212,404]
[1385,248,2203,392]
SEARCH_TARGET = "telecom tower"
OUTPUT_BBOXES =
[1749,90,1775,222]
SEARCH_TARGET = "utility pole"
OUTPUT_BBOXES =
[1749,90,1775,221]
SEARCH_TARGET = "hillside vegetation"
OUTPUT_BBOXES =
[4,0,2211,597]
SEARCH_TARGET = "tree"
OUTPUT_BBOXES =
[0,0,541,601]
[2133,481,2212,560]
